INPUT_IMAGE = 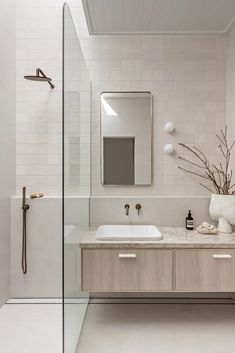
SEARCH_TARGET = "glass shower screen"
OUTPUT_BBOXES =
[63,4,91,353]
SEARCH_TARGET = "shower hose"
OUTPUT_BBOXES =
[22,186,29,275]
[22,208,28,274]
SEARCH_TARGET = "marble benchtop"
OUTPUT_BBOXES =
[79,227,235,249]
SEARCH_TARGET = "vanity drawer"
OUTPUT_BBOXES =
[82,249,172,292]
[176,250,235,292]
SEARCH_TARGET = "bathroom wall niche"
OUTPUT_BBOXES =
[101,92,152,185]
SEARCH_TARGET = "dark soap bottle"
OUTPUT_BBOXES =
[186,210,194,230]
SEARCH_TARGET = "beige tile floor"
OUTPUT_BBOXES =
[0,302,62,353]
[76,303,235,353]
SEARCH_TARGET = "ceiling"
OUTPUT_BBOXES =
[82,0,235,34]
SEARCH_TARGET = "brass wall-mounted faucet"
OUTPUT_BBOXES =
[124,204,130,216]
[135,203,142,215]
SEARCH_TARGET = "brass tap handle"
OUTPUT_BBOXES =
[124,204,130,216]
[135,204,142,215]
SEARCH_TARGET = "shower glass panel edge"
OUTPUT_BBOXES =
[62,4,91,353]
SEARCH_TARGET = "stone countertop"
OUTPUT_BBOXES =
[79,227,235,249]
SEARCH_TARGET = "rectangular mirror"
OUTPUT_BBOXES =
[101,92,152,185]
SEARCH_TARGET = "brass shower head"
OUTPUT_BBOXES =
[24,68,55,89]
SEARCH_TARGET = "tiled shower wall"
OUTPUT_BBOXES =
[16,0,90,197]
[16,0,226,197]
[16,0,63,196]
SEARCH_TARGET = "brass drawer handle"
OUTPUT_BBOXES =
[118,254,136,259]
[212,254,232,259]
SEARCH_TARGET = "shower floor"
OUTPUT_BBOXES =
[0,299,62,353]
[76,301,235,353]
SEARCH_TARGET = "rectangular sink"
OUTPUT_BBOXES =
[96,225,162,241]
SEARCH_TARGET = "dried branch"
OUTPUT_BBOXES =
[179,143,205,163]
[229,139,235,152]
[216,134,226,148]
[178,166,210,180]
[178,156,206,169]
[178,126,235,195]
[199,183,214,193]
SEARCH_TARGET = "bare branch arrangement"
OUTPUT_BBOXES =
[178,126,235,195]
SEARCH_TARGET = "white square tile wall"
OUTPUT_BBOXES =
[77,34,226,196]
[16,0,63,196]
[16,0,92,197]
[16,0,227,197]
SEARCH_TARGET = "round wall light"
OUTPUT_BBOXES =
[164,144,175,154]
[164,122,175,134]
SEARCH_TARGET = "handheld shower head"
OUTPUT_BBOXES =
[24,68,55,89]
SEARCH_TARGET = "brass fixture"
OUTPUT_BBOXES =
[22,187,30,274]
[24,68,55,89]
[21,188,44,275]
[30,192,44,199]
[22,186,30,211]
[135,204,142,215]
[124,204,130,216]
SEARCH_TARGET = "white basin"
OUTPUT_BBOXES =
[96,225,162,241]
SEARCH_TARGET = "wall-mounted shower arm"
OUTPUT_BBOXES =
[36,68,55,89]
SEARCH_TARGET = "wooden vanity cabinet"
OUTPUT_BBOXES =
[81,247,235,292]
[82,249,172,292]
[175,249,235,292]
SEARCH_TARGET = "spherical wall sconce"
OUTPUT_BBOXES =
[164,122,175,134]
[164,144,175,154]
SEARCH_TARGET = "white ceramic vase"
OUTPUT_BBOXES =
[209,194,235,233]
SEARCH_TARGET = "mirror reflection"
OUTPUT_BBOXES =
[101,92,152,185]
